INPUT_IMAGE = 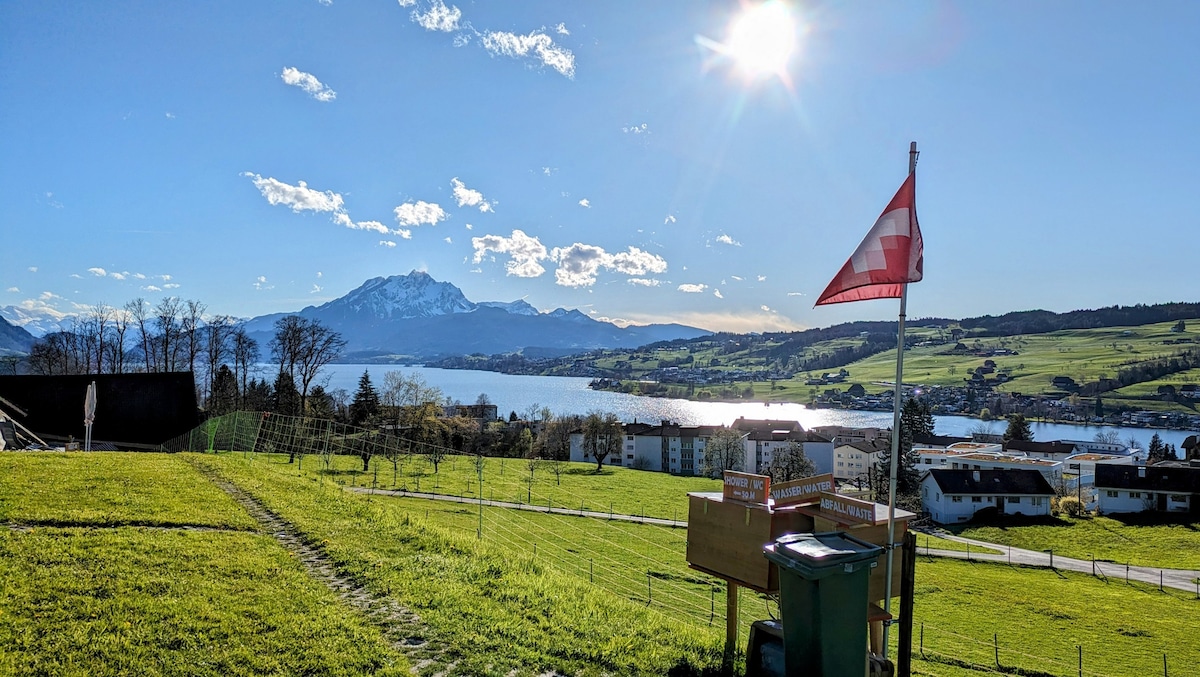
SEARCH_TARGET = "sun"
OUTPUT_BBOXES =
[726,1,796,79]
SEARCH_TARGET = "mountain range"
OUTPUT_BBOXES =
[241,271,710,360]
[0,316,35,355]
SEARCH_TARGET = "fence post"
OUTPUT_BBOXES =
[1078,645,1082,677]
[1160,570,1163,592]
[590,559,594,583]
[919,623,924,658]
[647,572,652,605]
[994,633,999,669]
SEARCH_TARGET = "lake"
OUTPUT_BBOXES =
[318,364,1198,450]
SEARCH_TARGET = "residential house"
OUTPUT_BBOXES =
[1095,461,1200,514]
[833,438,890,481]
[921,468,1054,523]
[1003,439,1079,462]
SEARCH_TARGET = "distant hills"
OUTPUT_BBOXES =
[0,316,35,355]
[241,271,711,361]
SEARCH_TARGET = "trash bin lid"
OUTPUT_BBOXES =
[763,532,882,578]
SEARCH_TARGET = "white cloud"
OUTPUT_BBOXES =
[316,271,323,278]
[451,178,493,212]
[542,167,554,176]
[465,223,473,230]
[554,22,570,35]
[715,234,742,247]
[623,123,648,134]
[318,0,332,4]
[142,285,162,292]
[244,173,344,213]
[397,0,415,6]
[713,289,724,299]
[472,229,548,278]
[380,240,397,247]
[161,275,172,281]
[6,287,18,293]
[444,236,453,244]
[28,267,38,273]
[110,272,127,281]
[396,229,413,239]
[787,292,805,297]
[133,273,146,280]
[677,283,707,293]
[758,275,766,282]
[731,275,743,281]
[88,267,107,277]
[165,112,175,119]
[761,305,775,313]
[664,215,676,224]
[627,278,661,287]
[481,30,575,78]
[412,0,461,31]
[70,274,82,279]
[578,198,590,208]
[280,67,336,102]
[336,214,389,234]
[311,284,323,293]
[550,244,667,288]
[163,283,180,289]
[394,200,447,226]
[253,276,273,291]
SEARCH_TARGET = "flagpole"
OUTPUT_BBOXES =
[882,141,917,658]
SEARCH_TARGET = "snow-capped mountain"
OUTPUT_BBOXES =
[0,315,36,354]
[242,271,709,359]
[0,305,70,337]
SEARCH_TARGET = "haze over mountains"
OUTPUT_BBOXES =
[240,271,711,360]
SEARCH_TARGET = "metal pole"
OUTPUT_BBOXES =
[883,141,918,658]
[477,453,483,540]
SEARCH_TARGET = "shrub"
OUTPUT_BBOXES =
[1059,495,1086,517]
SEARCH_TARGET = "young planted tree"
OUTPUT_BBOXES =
[767,440,817,483]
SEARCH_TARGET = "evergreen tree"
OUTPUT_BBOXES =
[209,364,239,415]
[307,385,337,420]
[349,370,380,427]
[243,378,273,412]
[272,371,302,416]
[1147,433,1166,464]
[874,397,931,501]
[1002,413,1033,444]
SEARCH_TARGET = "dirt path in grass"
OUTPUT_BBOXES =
[918,532,1200,593]
[185,459,458,677]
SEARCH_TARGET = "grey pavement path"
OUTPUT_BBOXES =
[346,486,688,528]
[915,530,1200,594]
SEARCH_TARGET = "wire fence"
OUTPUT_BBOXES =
[163,411,1196,677]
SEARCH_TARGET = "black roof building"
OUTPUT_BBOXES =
[1095,462,1200,494]
[924,468,1055,496]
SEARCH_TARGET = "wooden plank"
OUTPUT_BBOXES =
[769,473,834,507]
[722,470,771,505]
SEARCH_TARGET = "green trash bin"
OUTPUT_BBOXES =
[762,532,883,677]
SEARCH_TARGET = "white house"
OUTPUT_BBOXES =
[921,468,1055,524]
[1062,453,1135,485]
[833,439,890,481]
[1095,461,1200,514]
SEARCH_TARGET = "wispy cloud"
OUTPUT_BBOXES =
[713,289,724,299]
[88,267,107,277]
[311,284,323,293]
[627,278,661,287]
[142,285,162,292]
[394,200,447,227]
[165,112,175,119]
[787,291,805,297]
[481,30,575,78]
[550,244,667,287]
[677,283,707,293]
[664,215,676,224]
[6,287,17,293]
[715,234,742,247]
[730,275,743,282]
[396,0,415,6]
[444,236,453,244]
[380,240,397,247]
[163,283,180,289]
[253,276,273,291]
[578,198,590,208]
[245,172,389,234]
[396,228,413,239]
[280,67,336,102]
[471,229,548,278]
[318,0,332,5]
[554,22,570,36]
[758,275,766,282]
[110,272,127,281]
[451,178,493,212]
[623,123,648,134]
[412,0,461,31]
[28,267,38,273]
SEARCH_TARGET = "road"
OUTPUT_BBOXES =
[917,530,1200,594]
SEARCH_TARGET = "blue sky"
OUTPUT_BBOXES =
[2,1,1198,334]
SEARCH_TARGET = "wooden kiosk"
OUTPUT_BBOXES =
[686,471,914,662]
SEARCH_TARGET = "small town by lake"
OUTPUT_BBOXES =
[321,364,1198,450]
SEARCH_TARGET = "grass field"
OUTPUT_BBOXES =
[6,450,1198,676]
[0,452,409,677]
[951,514,1200,569]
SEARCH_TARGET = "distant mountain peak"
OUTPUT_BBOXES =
[316,271,475,320]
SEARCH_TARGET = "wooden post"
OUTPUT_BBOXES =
[725,581,740,666]
[898,531,917,677]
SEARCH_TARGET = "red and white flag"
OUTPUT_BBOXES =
[815,172,923,306]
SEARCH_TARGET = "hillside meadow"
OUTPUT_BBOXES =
[3,450,1198,676]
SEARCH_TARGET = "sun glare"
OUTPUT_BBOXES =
[727,1,795,79]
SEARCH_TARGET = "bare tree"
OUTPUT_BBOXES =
[182,299,206,380]
[232,326,259,405]
[106,306,129,374]
[702,428,746,477]
[202,315,236,406]
[153,297,183,371]
[766,440,817,483]
[294,319,346,414]
[126,298,152,372]
[582,411,622,472]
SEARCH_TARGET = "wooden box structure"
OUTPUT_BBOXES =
[796,494,915,604]
[685,492,814,591]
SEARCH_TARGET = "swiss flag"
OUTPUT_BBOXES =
[815,172,923,306]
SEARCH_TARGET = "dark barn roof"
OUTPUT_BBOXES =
[0,373,199,446]
[926,468,1055,496]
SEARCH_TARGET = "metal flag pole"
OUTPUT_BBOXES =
[84,381,97,452]
[882,141,918,657]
